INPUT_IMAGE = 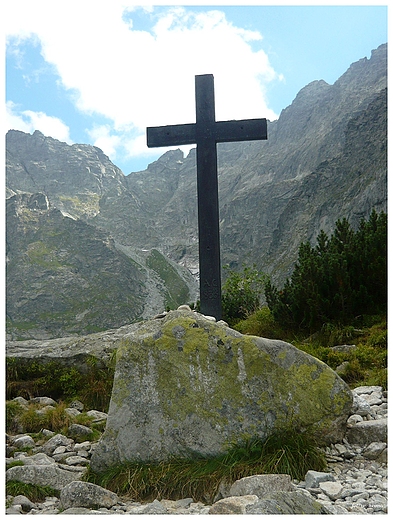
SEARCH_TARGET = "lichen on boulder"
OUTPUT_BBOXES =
[90,310,352,473]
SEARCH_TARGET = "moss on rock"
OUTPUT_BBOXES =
[90,310,352,473]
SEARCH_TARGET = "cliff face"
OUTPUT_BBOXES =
[6,44,387,339]
[121,44,387,278]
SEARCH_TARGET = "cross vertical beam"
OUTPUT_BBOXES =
[147,74,267,320]
[195,75,222,318]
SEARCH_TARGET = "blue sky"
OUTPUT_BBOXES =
[5,2,388,175]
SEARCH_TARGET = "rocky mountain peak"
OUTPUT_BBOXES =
[5,44,387,339]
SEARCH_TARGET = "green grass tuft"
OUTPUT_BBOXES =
[86,429,326,503]
[6,481,60,503]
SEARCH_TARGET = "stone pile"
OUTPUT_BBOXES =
[6,386,387,514]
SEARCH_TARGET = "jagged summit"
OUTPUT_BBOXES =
[6,44,387,339]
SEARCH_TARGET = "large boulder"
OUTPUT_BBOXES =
[90,310,352,472]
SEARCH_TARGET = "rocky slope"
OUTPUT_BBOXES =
[6,385,387,514]
[6,190,197,339]
[6,43,387,338]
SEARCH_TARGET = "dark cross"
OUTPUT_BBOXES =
[147,74,267,320]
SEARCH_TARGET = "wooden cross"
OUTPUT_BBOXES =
[147,74,267,320]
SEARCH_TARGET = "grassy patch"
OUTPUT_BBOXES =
[86,429,326,503]
[234,307,287,339]
[6,356,115,411]
[6,481,60,503]
[6,400,106,438]
[6,460,25,471]
[146,249,190,309]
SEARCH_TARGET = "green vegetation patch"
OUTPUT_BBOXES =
[6,481,60,503]
[146,249,190,309]
[6,356,115,412]
[26,241,63,269]
[86,429,326,503]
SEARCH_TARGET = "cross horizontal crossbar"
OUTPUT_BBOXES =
[146,74,268,320]
[147,118,267,148]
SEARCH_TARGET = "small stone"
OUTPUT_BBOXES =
[346,418,387,445]
[229,474,294,498]
[351,393,372,416]
[60,481,119,510]
[41,429,55,437]
[21,452,56,466]
[362,441,387,460]
[142,499,169,515]
[12,396,29,407]
[65,455,89,466]
[76,449,89,458]
[319,481,343,500]
[68,423,93,439]
[69,400,84,411]
[13,435,36,449]
[353,385,382,395]
[209,495,259,514]
[304,470,334,489]
[177,304,192,311]
[74,441,92,451]
[53,445,67,455]
[40,433,73,455]
[30,396,57,406]
[64,407,81,417]
[347,414,363,425]
[12,495,36,512]
[86,410,108,421]
[35,405,56,415]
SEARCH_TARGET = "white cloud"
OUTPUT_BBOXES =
[5,1,281,163]
[6,101,73,144]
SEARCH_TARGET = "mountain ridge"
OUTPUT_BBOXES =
[6,43,387,339]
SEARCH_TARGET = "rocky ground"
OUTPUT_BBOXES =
[6,386,387,515]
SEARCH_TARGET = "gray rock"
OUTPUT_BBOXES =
[60,481,119,510]
[59,507,97,514]
[209,495,259,514]
[11,495,36,512]
[352,393,372,417]
[30,396,57,406]
[41,428,55,437]
[362,441,387,460]
[12,397,29,408]
[18,452,56,466]
[68,423,93,439]
[347,414,363,425]
[246,490,328,514]
[5,504,23,514]
[64,455,89,466]
[91,310,352,471]
[64,407,81,418]
[35,405,56,415]
[69,400,84,411]
[353,386,383,395]
[304,470,334,489]
[74,441,92,451]
[86,410,108,421]
[12,435,36,449]
[346,418,387,445]
[229,474,294,498]
[40,433,73,455]
[6,464,85,491]
[319,480,343,500]
[141,499,169,515]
